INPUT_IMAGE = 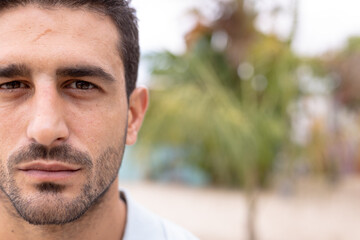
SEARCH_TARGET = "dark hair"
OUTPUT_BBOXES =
[0,0,139,98]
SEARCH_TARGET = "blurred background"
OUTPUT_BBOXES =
[118,0,360,239]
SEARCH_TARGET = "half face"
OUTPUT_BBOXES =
[0,5,128,224]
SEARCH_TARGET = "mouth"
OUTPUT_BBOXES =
[17,161,81,182]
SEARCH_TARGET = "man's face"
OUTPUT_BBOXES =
[0,5,129,224]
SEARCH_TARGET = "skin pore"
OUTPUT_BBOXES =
[0,4,148,240]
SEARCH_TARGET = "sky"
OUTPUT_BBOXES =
[131,0,212,54]
[131,0,360,57]
[269,0,360,56]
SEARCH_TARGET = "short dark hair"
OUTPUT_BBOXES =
[0,0,139,98]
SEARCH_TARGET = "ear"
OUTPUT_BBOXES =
[126,87,149,145]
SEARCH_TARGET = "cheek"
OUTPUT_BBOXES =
[0,107,29,159]
[67,105,128,155]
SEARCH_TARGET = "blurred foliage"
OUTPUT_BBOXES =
[287,36,360,182]
[136,0,303,188]
[320,36,360,175]
[132,0,360,188]
[328,36,360,109]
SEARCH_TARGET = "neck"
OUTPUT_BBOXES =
[0,178,126,240]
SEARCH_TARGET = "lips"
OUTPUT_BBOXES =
[17,161,81,182]
[18,162,81,172]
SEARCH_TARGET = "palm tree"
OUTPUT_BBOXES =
[137,0,300,239]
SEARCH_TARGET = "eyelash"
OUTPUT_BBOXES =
[0,81,29,90]
[65,80,98,90]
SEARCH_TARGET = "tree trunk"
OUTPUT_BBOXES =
[246,187,258,240]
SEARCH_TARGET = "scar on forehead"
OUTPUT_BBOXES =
[32,29,53,42]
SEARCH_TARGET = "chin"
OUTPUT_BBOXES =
[7,182,96,225]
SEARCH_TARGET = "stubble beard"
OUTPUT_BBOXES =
[0,142,125,225]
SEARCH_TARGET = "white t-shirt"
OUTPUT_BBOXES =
[120,190,199,240]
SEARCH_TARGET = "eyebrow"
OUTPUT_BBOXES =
[0,64,116,83]
[56,66,116,83]
[0,64,31,78]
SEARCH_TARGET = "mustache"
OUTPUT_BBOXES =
[8,143,93,169]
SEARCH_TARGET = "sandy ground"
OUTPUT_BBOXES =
[119,177,360,240]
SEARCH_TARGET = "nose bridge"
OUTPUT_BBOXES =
[27,78,69,146]
[34,81,60,117]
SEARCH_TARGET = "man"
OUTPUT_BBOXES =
[0,0,198,239]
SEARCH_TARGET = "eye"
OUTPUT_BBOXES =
[0,81,28,89]
[67,80,97,90]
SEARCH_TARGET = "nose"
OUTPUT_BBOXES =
[26,83,69,147]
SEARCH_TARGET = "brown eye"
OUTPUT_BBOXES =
[68,81,96,90]
[0,81,27,89]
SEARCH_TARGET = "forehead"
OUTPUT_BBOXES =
[0,5,122,74]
